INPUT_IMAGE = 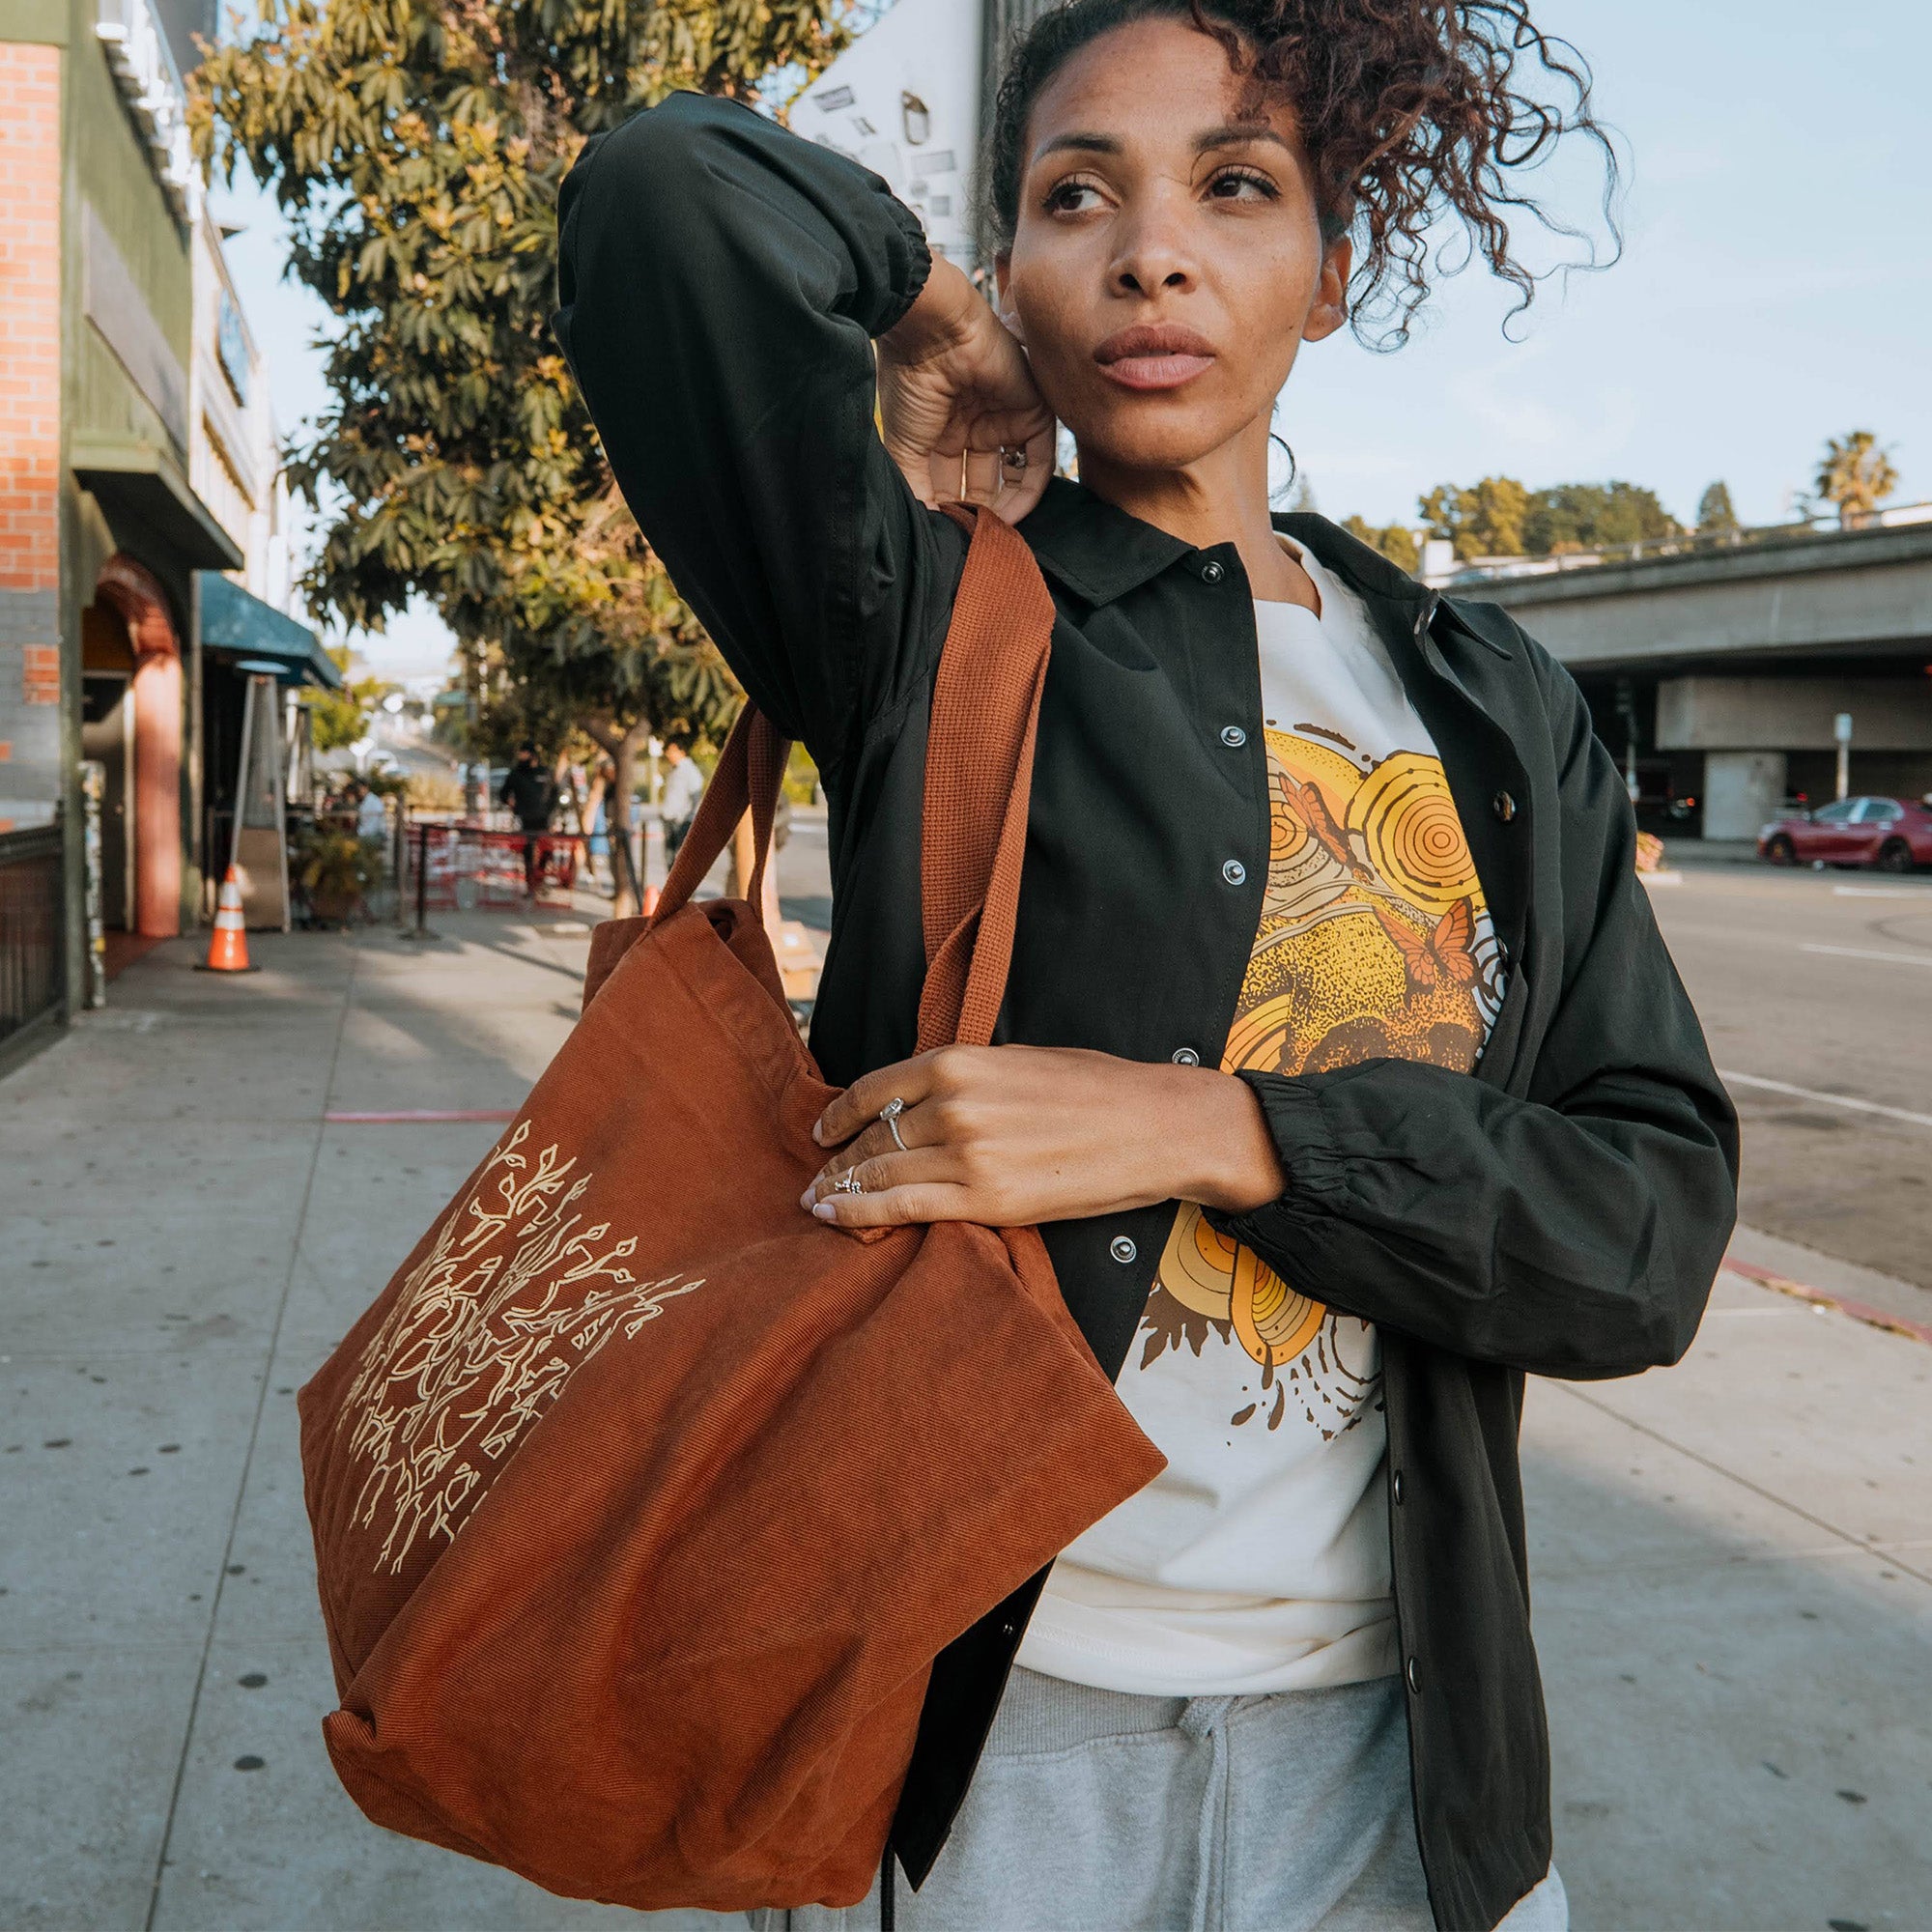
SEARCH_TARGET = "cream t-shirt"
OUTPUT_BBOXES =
[1016,539,1505,1696]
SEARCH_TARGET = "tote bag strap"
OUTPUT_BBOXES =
[650,506,1053,1057]
[915,506,1055,1053]
[650,702,789,927]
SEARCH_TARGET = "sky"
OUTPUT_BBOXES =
[210,0,1932,682]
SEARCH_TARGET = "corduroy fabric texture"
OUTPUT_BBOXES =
[297,508,1165,1915]
[916,505,1056,1055]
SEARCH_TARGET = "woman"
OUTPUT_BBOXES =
[584,756,615,892]
[554,3,1738,1926]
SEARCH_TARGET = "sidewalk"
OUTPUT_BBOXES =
[4,905,1929,1929]
[1653,838,1762,870]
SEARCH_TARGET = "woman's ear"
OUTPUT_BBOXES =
[993,252,1027,343]
[1301,236,1352,345]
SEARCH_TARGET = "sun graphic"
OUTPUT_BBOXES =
[1156,1202,1325,1368]
[1140,730,1493,1409]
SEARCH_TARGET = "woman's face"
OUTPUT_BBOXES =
[997,15,1349,476]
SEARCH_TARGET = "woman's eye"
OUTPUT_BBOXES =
[1044,179,1105,215]
[1207,167,1279,203]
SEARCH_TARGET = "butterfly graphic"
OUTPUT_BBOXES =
[1277,773,1374,880]
[1374,898,1480,994]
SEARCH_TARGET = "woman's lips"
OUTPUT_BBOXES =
[1099,353,1215,390]
[1094,324,1215,392]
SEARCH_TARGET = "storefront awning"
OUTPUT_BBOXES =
[197,573,342,691]
[72,434,245,572]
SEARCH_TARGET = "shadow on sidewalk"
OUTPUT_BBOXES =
[6,921,1927,1930]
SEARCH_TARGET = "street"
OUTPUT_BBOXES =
[1641,861,1932,1304]
[2,840,1929,1930]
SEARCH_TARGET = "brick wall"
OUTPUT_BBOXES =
[0,42,63,833]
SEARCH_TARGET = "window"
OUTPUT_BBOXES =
[1811,798,1860,823]
[1857,799,1902,823]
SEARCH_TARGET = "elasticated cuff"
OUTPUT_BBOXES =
[872,203,933,339]
[1203,1071,1352,1248]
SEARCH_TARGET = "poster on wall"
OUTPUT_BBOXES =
[799,0,984,267]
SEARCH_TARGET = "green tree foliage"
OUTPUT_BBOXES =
[1520,482,1679,554]
[1696,480,1738,534]
[193,0,843,906]
[1340,515,1420,574]
[1419,476,1530,560]
[1814,431,1898,527]
[1422,476,1681,559]
[304,644,396,752]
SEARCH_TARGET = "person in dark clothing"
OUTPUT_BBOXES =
[554,4,1738,1926]
[499,743,555,896]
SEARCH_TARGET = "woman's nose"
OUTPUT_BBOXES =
[1108,210,1198,298]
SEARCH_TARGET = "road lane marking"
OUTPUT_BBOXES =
[1834,885,1932,899]
[1796,942,1932,969]
[1717,1069,1932,1131]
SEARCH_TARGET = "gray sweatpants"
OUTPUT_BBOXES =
[750,1666,1565,1932]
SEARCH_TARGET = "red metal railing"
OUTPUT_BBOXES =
[404,820,581,914]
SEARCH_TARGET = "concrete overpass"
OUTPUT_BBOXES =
[1457,521,1932,838]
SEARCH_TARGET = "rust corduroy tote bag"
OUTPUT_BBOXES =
[298,507,1166,1913]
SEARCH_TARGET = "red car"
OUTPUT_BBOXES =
[1758,795,1932,872]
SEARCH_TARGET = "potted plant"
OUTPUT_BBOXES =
[296,825,384,926]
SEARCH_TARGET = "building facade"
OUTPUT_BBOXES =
[0,0,330,1069]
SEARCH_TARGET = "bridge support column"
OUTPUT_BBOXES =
[1702,751,1786,840]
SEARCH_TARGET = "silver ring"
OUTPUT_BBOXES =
[879,1095,908,1153]
[831,1172,865,1196]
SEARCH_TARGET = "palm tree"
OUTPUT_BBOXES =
[1814,432,1899,528]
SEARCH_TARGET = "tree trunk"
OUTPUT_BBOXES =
[462,642,488,818]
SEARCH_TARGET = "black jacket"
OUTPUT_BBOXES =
[499,761,555,833]
[554,92,1740,1932]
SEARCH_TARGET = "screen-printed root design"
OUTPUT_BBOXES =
[337,1122,702,1574]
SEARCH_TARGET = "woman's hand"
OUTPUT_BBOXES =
[877,256,1056,524]
[801,1044,1286,1231]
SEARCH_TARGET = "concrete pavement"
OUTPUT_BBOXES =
[4,889,1929,1929]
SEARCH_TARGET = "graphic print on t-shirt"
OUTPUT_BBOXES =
[1142,722,1503,1437]
[1015,553,1499,1696]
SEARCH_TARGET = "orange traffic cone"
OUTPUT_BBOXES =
[199,866,258,973]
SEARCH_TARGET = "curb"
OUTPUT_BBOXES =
[1723,1257,1932,1347]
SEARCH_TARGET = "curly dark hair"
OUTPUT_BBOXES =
[981,0,1621,345]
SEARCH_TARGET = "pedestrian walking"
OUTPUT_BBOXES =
[585,756,616,892]
[498,741,556,897]
[554,4,1739,1927]
[354,780,388,843]
[660,738,704,862]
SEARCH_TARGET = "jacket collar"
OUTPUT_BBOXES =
[1017,477,1194,606]
[1018,479,1511,664]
